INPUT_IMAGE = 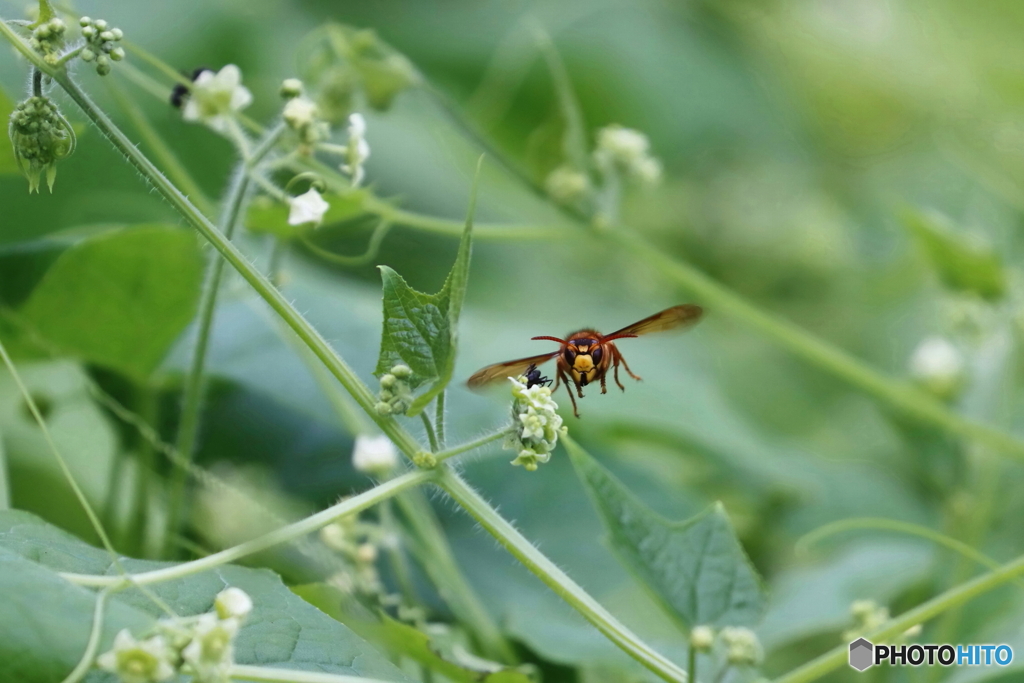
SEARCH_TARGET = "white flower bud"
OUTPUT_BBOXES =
[909,337,964,398]
[352,434,398,475]
[505,377,567,471]
[280,78,304,99]
[341,113,370,186]
[690,625,715,651]
[214,587,253,621]
[545,165,590,204]
[181,614,238,683]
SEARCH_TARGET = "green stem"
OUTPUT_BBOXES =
[379,499,418,605]
[796,517,1017,581]
[420,412,439,452]
[435,427,512,464]
[299,219,392,267]
[773,551,1024,683]
[60,583,127,683]
[229,665,396,683]
[434,390,446,449]
[687,643,696,683]
[165,123,286,558]
[4,48,424,460]
[106,78,214,216]
[394,488,517,663]
[61,469,433,587]
[126,387,157,557]
[607,229,1024,460]
[437,468,687,682]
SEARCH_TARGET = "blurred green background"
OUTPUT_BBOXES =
[3,0,1024,681]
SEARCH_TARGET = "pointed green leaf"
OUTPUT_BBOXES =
[902,208,1005,301]
[565,438,767,629]
[19,226,204,381]
[0,510,412,682]
[375,163,479,416]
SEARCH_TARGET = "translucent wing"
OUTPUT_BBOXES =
[605,304,704,339]
[467,352,559,389]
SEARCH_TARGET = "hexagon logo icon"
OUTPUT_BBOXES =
[849,638,874,671]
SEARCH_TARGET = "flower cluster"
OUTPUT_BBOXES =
[8,95,76,193]
[341,113,370,186]
[594,124,662,184]
[28,16,66,64]
[97,587,253,683]
[79,17,125,76]
[719,626,763,666]
[320,512,388,596]
[280,79,330,152]
[504,376,567,471]
[181,65,253,135]
[375,364,414,416]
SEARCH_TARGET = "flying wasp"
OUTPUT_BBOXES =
[467,304,704,417]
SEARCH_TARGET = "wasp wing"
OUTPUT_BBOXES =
[466,352,559,389]
[606,304,704,339]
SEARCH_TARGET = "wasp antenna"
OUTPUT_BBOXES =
[532,336,566,343]
[599,333,639,343]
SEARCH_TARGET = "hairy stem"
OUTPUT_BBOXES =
[165,123,286,557]
[437,468,688,682]
[435,427,512,464]
[229,666,396,683]
[62,469,433,587]
[434,390,446,449]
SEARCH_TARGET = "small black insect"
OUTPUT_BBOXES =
[170,67,211,109]
[523,363,553,389]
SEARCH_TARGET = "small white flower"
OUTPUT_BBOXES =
[283,97,319,130]
[181,614,238,683]
[352,434,398,474]
[214,587,253,621]
[909,336,964,398]
[594,124,663,185]
[96,629,176,683]
[597,125,650,163]
[288,188,330,226]
[843,599,890,641]
[719,627,763,666]
[341,113,371,186]
[690,625,715,651]
[182,65,253,134]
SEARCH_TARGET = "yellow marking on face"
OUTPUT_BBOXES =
[573,355,595,373]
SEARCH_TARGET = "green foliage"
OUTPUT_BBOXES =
[0,510,412,683]
[901,208,1006,301]
[0,87,18,175]
[566,439,767,630]
[375,176,476,415]
[19,226,203,381]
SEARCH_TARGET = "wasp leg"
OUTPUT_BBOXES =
[616,347,642,382]
[558,368,580,417]
[600,372,607,394]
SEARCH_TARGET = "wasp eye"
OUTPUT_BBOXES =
[563,347,576,364]
[592,346,603,364]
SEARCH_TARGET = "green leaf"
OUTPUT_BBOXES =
[295,584,535,683]
[0,545,155,683]
[901,208,1006,301]
[20,226,204,381]
[0,510,412,683]
[375,164,478,416]
[565,438,767,630]
[0,86,18,176]
[245,190,368,238]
